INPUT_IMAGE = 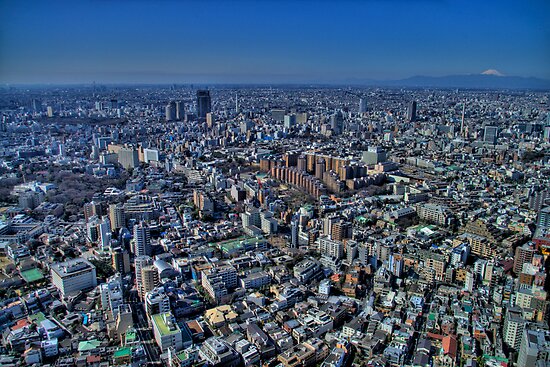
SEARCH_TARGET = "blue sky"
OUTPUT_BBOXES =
[0,0,548,84]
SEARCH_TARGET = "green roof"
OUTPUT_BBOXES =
[113,347,132,359]
[29,312,46,324]
[78,339,101,352]
[177,352,190,361]
[152,313,180,336]
[483,355,508,362]
[125,330,137,344]
[20,268,44,283]
[211,236,266,253]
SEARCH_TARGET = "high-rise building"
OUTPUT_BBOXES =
[98,216,112,250]
[196,90,212,120]
[290,214,299,249]
[323,215,339,237]
[284,114,296,129]
[175,101,184,120]
[316,158,326,179]
[297,155,307,172]
[135,255,153,299]
[503,309,527,351]
[84,201,101,222]
[484,126,499,145]
[407,101,417,122]
[362,146,387,166]
[145,288,171,318]
[330,111,344,135]
[359,98,367,113]
[152,312,186,352]
[517,329,550,367]
[118,147,139,170]
[133,221,151,256]
[319,237,345,259]
[464,271,474,293]
[111,247,131,274]
[109,203,126,231]
[528,187,549,212]
[331,220,352,241]
[141,265,160,297]
[514,244,535,274]
[538,207,550,229]
[51,258,97,299]
[165,101,176,121]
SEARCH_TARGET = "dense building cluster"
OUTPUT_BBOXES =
[0,85,549,367]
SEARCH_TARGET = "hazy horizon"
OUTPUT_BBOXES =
[1,0,549,84]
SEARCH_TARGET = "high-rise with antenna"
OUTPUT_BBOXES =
[235,93,239,114]
[460,103,466,138]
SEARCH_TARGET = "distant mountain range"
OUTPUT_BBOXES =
[347,72,550,90]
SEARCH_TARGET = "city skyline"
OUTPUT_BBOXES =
[1,0,549,84]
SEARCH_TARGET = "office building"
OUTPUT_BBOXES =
[98,216,112,250]
[407,101,417,122]
[152,312,187,352]
[175,101,184,120]
[330,111,344,135]
[165,101,176,121]
[51,258,97,298]
[109,203,126,231]
[359,98,367,113]
[118,147,139,169]
[517,329,550,367]
[484,126,499,145]
[133,221,151,256]
[362,146,386,166]
[197,90,212,120]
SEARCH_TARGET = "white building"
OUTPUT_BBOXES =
[152,312,184,352]
[51,258,97,298]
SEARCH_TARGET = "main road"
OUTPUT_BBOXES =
[128,288,162,366]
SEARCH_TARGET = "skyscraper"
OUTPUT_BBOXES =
[135,255,153,299]
[133,221,151,256]
[359,98,367,113]
[109,203,126,231]
[484,126,498,145]
[330,111,344,135]
[407,101,417,122]
[175,101,184,120]
[165,101,176,121]
[290,214,299,248]
[196,90,212,120]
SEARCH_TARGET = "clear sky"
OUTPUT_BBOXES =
[0,0,549,84]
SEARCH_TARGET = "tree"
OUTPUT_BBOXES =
[90,259,115,279]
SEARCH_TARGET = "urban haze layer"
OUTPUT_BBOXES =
[0,84,549,367]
